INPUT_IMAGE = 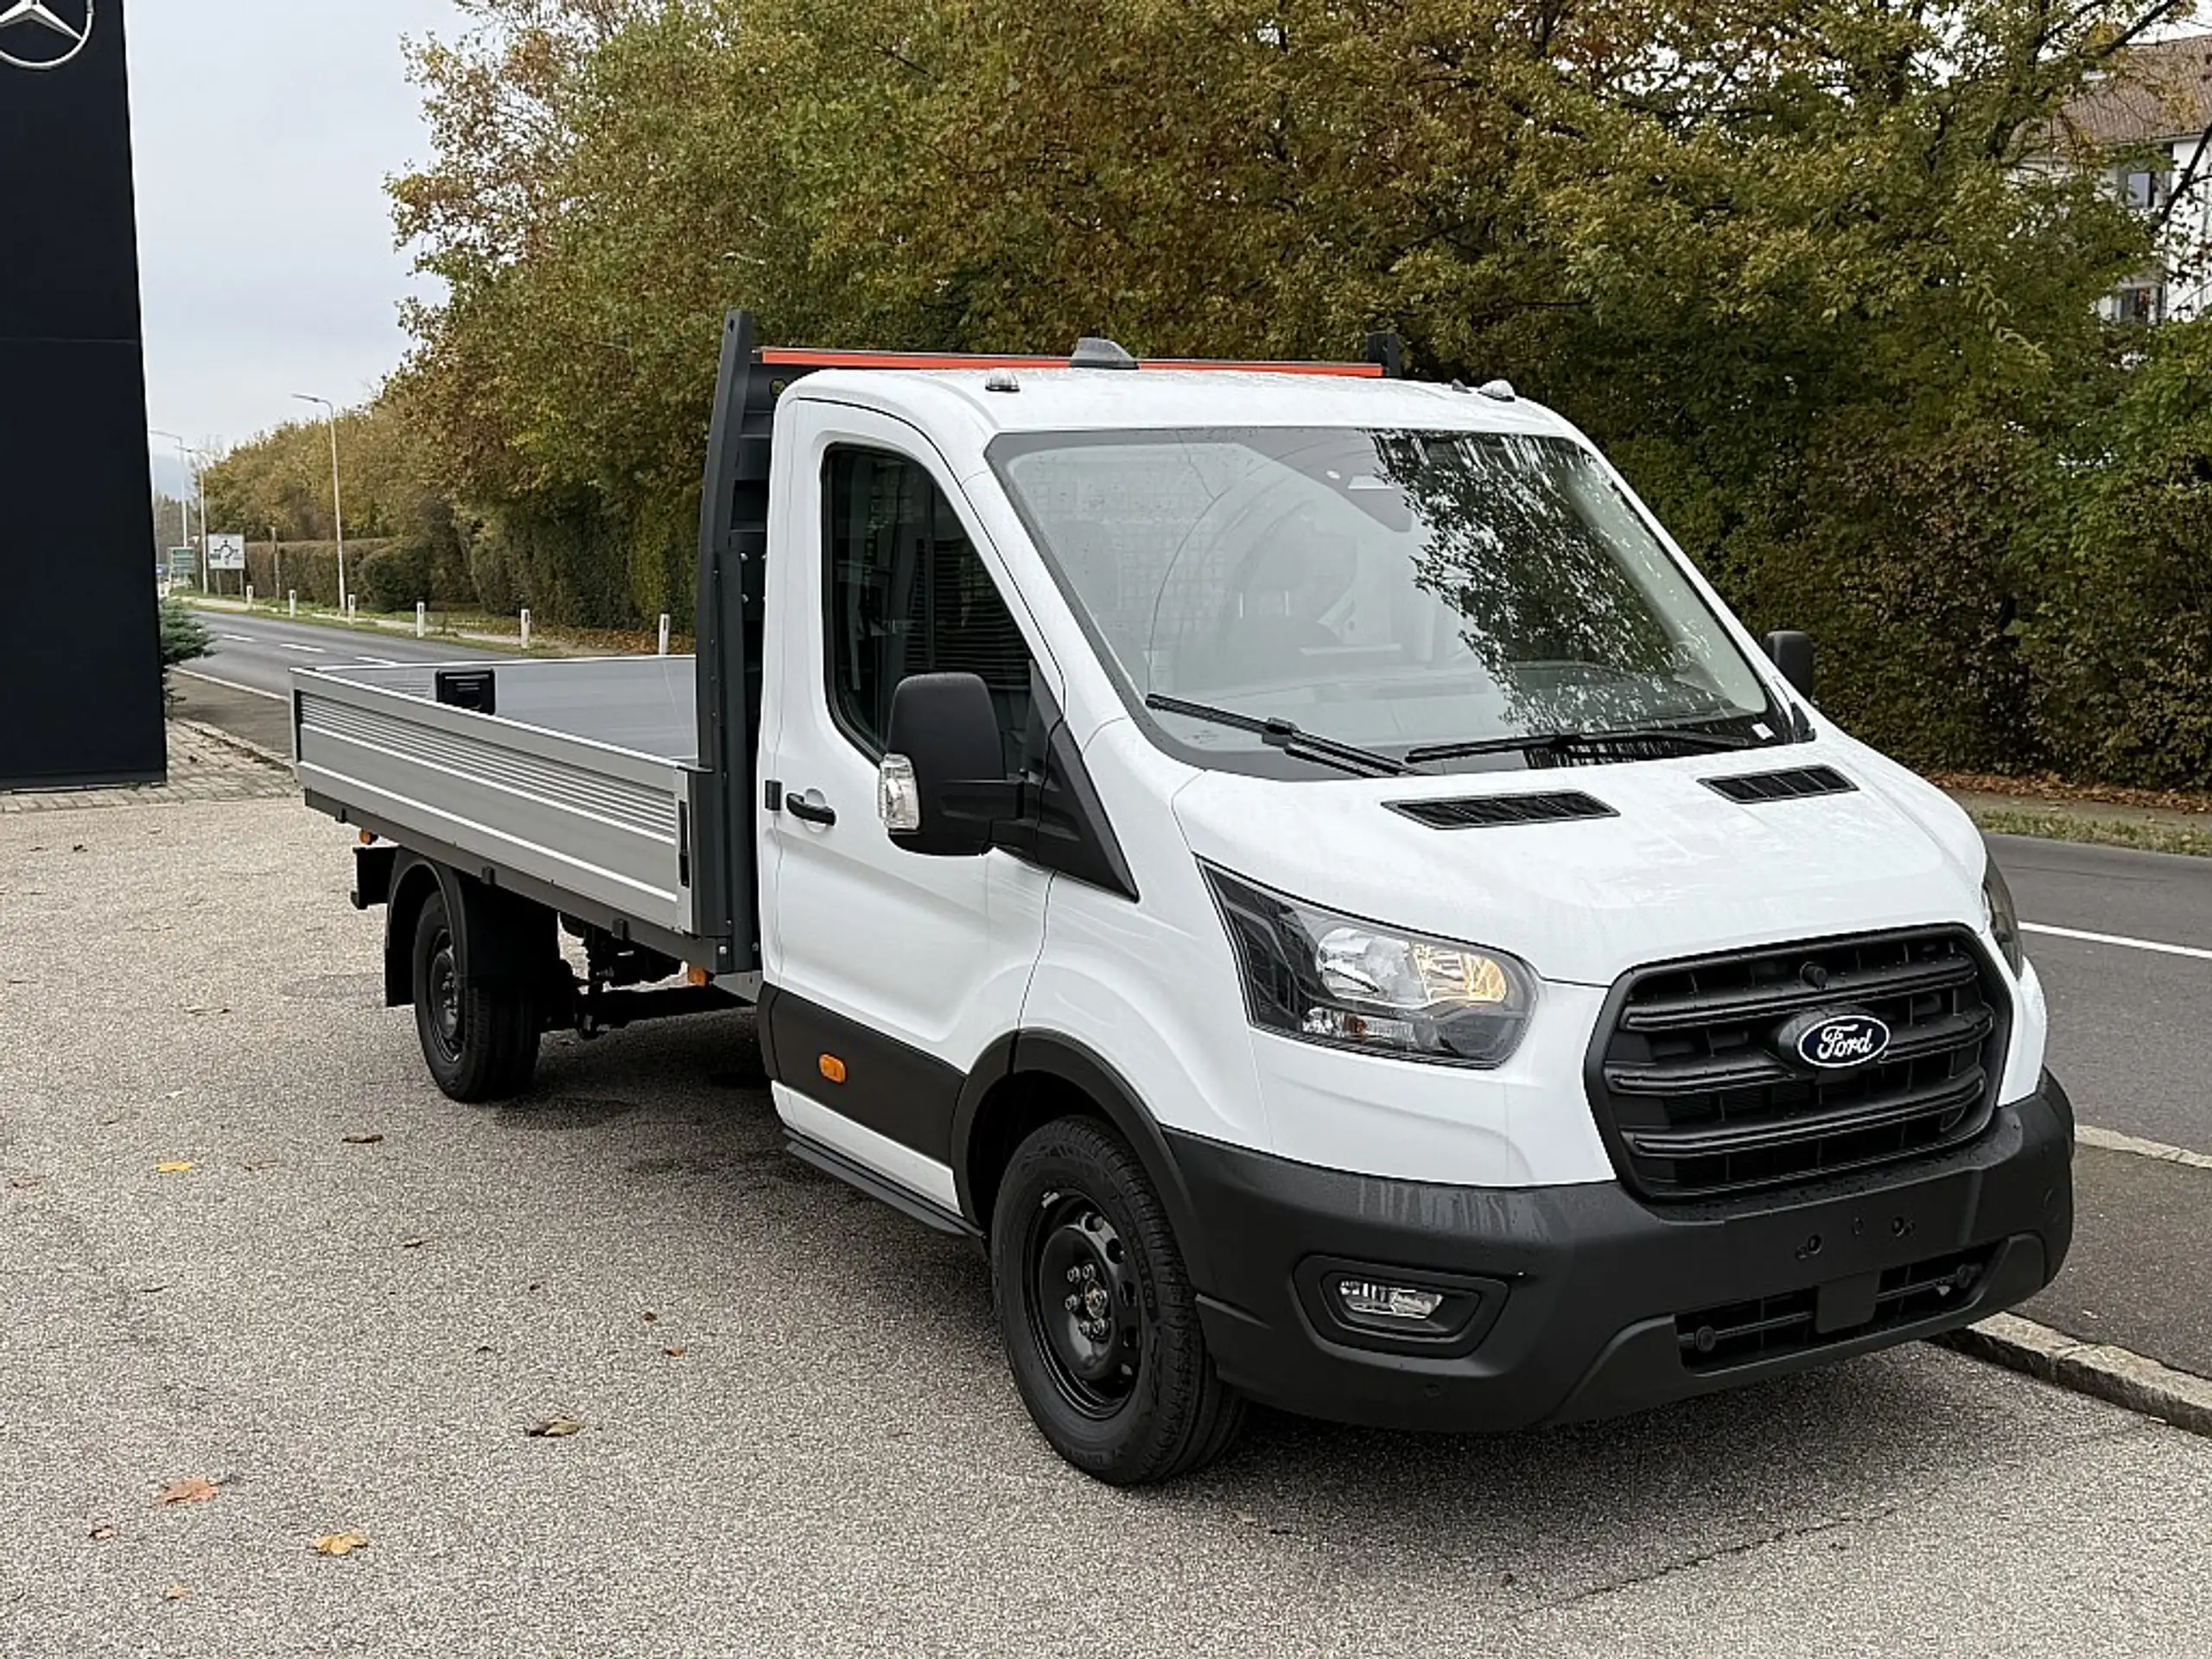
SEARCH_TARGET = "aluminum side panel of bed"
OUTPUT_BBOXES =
[292,657,706,939]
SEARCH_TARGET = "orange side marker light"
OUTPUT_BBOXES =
[818,1054,848,1085]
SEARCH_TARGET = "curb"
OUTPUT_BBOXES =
[1936,1313,2212,1439]
[169,716,291,772]
[2075,1122,2212,1172]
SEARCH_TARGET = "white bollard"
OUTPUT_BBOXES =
[416,601,428,639]
[289,590,297,618]
[520,607,531,649]
[245,584,255,607]
[658,613,671,656]
[346,595,358,621]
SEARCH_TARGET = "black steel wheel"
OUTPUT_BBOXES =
[410,888,541,1102]
[422,918,464,1067]
[1027,1190,1145,1418]
[992,1116,1243,1484]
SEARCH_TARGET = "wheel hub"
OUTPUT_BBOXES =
[1029,1192,1143,1415]
[428,937,462,1058]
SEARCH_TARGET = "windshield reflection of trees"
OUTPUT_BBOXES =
[1370,431,1688,736]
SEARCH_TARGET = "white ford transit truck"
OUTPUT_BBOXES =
[295,315,2073,1484]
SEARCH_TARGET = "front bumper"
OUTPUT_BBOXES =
[1173,1073,2074,1431]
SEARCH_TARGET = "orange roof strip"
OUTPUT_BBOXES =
[1152,358,1384,377]
[760,348,1066,371]
[759,346,1384,377]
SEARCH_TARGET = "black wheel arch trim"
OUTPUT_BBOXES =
[950,1029,1213,1291]
[384,852,559,1008]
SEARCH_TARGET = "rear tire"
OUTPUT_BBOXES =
[410,889,540,1102]
[991,1116,1243,1484]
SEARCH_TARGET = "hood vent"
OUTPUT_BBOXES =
[1702,765,1855,804]
[1388,791,1618,830]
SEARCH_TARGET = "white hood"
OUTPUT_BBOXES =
[1170,738,1991,988]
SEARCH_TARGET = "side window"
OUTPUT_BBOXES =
[825,446,1033,768]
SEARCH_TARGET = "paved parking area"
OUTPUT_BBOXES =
[4,794,2211,1657]
[0,720,291,812]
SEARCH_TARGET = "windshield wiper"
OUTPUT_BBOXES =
[1145,695,1419,778]
[1404,724,1759,766]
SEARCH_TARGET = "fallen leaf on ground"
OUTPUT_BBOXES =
[162,1584,191,1602]
[7,1177,45,1190]
[640,1310,657,1323]
[88,1523,117,1541]
[340,1133,384,1146]
[311,1531,370,1557]
[526,1417,583,1439]
[242,1160,280,1172]
[663,1346,686,1358]
[155,1162,195,1175]
[155,1476,219,1507]
[400,1236,426,1249]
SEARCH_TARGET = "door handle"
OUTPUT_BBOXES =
[785,791,836,827]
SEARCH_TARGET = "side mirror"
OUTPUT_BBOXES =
[1762,630,1815,701]
[880,672,1017,857]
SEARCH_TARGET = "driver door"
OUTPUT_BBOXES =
[759,406,1057,1213]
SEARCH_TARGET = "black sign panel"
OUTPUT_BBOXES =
[0,0,166,789]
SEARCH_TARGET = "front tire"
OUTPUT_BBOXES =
[991,1116,1243,1484]
[410,889,540,1102]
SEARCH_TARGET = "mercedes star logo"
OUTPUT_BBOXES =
[0,0,93,72]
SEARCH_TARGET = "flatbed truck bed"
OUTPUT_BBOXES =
[295,654,733,976]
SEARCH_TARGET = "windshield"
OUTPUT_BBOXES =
[989,427,1780,774]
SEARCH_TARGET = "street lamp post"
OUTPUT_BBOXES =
[191,447,212,594]
[149,429,192,585]
[293,394,346,613]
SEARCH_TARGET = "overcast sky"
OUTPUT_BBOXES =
[131,0,465,488]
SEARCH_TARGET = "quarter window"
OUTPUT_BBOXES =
[823,446,1033,766]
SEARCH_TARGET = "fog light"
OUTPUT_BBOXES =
[1335,1278,1445,1323]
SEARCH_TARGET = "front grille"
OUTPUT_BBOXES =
[1676,1248,1995,1372]
[1386,791,1616,829]
[1590,928,2007,1199]
[1701,765,1855,803]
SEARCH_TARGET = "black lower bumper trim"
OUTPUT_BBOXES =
[1171,1073,2074,1432]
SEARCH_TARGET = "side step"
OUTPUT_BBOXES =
[785,1132,979,1242]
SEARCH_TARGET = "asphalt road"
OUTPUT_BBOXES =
[1992,834,2212,1154]
[178,609,515,700]
[5,792,2210,1657]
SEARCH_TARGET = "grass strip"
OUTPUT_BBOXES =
[1969,808,2212,861]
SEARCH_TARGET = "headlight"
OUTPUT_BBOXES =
[1982,853,2024,973]
[1202,865,1535,1066]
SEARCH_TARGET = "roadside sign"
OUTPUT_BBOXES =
[166,547,197,582]
[207,533,246,571]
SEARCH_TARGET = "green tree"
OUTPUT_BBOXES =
[158,596,211,700]
[384,0,2212,782]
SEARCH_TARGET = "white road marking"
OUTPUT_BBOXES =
[353,656,403,666]
[172,669,288,702]
[275,642,327,656]
[218,632,255,642]
[2075,1124,2212,1172]
[2023,921,2212,963]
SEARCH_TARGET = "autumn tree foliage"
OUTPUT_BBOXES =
[377,0,2212,784]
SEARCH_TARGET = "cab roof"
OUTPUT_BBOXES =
[786,365,1579,447]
